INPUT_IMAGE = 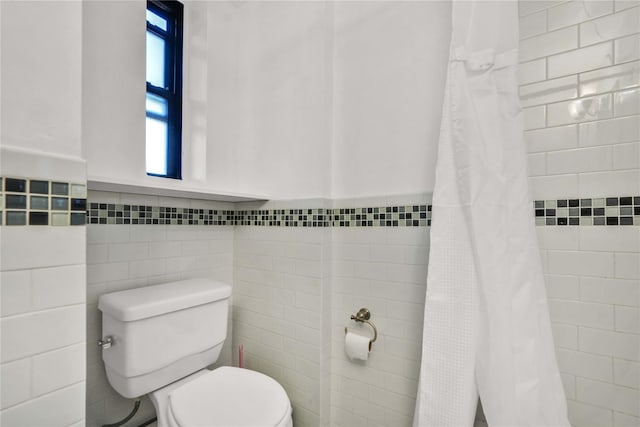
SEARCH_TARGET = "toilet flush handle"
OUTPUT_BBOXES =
[98,336,114,350]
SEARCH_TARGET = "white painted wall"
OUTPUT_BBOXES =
[1,0,83,158]
[206,1,334,199]
[331,1,450,199]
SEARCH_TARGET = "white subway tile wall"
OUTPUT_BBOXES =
[521,2,640,425]
[85,191,235,427]
[0,149,87,426]
[330,226,429,427]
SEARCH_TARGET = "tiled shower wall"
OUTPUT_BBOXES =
[519,1,640,425]
[0,149,87,426]
[84,191,235,427]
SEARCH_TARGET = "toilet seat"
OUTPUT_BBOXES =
[167,367,292,427]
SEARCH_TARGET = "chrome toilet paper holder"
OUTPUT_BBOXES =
[345,308,378,350]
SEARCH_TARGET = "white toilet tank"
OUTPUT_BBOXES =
[98,278,231,399]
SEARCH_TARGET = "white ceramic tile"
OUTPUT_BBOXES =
[612,142,640,169]
[86,262,129,285]
[579,326,640,360]
[520,26,579,62]
[548,1,614,31]
[519,1,568,17]
[0,227,86,271]
[615,33,640,64]
[525,124,578,153]
[528,152,547,176]
[580,60,640,96]
[560,373,577,399]
[547,146,613,174]
[107,242,150,262]
[530,174,579,199]
[31,264,86,311]
[548,42,614,78]
[615,253,640,279]
[87,225,130,244]
[537,226,580,250]
[1,305,85,362]
[0,270,31,317]
[521,10,548,39]
[578,169,640,197]
[581,6,640,47]
[31,343,85,397]
[577,377,640,416]
[581,227,640,252]
[567,400,614,427]
[614,87,640,116]
[524,105,548,130]
[520,75,579,107]
[0,382,84,427]
[519,58,547,85]
[615,306,639,333]
[579,115,640,146]
[547,93,613,127]
[614,358,640,389]
[556,348,613,382]
[614,412,640,427]
[545,274,580,299]
[580,276,640,306]
[549,299,615,329]
[547,250,615,277]
[1,358,31,409]
[551,322,579,349]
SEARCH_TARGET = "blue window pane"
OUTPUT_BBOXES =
[146,31,165,88]
[147,9,167,31]
[146,93,168,117]
[146,117,168,175]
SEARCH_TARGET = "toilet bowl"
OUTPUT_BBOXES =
[151,367,293,427]
[98,279,293,427]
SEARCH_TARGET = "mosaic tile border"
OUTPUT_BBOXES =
[533,196,640,226]
[1,177,87,226]
[1,174,638,227]
[86,203,235,225]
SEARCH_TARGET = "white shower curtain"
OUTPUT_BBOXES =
[413,2,570,426]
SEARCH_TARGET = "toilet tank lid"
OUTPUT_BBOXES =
[98,279,231,322]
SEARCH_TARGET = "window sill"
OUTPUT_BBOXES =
[87,177,267,203]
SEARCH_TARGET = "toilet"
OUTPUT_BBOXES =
[98,278,293,427]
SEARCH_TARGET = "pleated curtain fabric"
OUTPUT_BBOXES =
[413,2,570,426]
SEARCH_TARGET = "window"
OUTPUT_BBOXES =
[146,0,183,179]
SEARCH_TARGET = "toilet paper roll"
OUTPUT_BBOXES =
[344,330,370,361]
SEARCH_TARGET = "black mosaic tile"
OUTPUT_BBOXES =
[556,200,567,208]
[6,194,27,209]
[569,199,579,207]
[606,217,618,225]
[620,197,632,205]
[606,197,618,206]
[5,178,26,193]
[29,211,48,225]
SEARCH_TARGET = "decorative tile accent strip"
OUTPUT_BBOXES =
[533,196,640,226]
[3,177,637,228]
[86,203,235,225]
[236,205,433,227]
[1,177,87,226]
